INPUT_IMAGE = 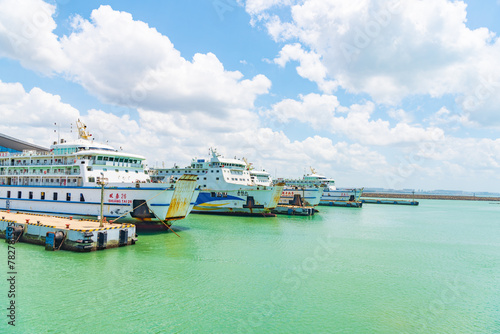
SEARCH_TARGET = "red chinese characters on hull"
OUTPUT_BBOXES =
[108,193,132,204]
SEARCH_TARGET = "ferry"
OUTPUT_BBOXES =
[150,148,284,216]
[276,168,363,204]
[0,121,199,230]
[250,169,324,206]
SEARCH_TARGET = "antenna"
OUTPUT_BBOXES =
[54,123,60,143]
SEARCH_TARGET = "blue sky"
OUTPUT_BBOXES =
[1,0,499,192]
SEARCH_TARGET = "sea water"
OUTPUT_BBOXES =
[1,199,499,333]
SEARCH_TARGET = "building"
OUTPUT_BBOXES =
[0,133,48,155]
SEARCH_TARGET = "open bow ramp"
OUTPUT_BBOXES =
[165,174,198,220]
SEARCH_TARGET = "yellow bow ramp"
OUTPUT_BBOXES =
[268,183,285,209]
[165,174,198,221]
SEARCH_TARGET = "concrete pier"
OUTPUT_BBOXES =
[0,211,136,252]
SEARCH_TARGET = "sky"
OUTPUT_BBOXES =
[0,0,499,192]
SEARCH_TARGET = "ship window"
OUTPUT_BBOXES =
[103,168,107,171]
[41,192,45,200]
[125,170,129,173]
[203,177,206,180]
[216,177,219,180]
[66,193,71,201]
[103,157,109,161]
[216,170,219,173]
[88,177,95,182]
[211,192,216,197]
[18,191,21,199]
[53,193,58,201]
[211,170,214,173]
[135,170,138,173]
[7,191,10,198]
[115,169,119,172]
[97,156,103,160]
[80,193,85,202]
[29,191,33,199]
[87,166,92,171]
[196,177,199,180]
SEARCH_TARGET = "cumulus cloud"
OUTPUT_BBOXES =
[263,93,444,145]
[249,0,500,124]
[0,80,79,127]
[0,0,68,74]
[0,80,79,145]
[0,2,271,116]
[59,6,271,115]
[274,43,338,93]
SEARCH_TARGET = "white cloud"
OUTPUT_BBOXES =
[274,43,338,93]
[263,93,444,145]
[0,0,68,74]
[59,6,271,115]
[0,80,79,127]
[0,3,271,116]
[387,108,413,124]
[245,0,294,16]
[426,106,478,128]
[249,0,500,124]
[0,80,79,146]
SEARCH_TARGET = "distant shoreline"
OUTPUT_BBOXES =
[362,192,500,202]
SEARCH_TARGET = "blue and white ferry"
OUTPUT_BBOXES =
[150,148,284,216]
[250,169,324,206]
[0,121,199,230]
[277,168,363,204]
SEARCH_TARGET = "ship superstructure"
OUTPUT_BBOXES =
[0,121,199,229]
[250,169,324,206]
[150,148,283,216]
[276,168,363,203]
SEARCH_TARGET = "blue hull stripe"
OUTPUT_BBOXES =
[0,207,121,218]
[0,197,130,206]
[0,185,171,191]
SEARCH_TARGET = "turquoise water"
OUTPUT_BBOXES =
[1,200,499,333]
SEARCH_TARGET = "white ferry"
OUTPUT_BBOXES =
[250,169,324,206]
[276,168,363,204]
[150,148,284,216]
[0,121,199,230]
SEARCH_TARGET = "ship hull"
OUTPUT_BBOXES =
[320,188,363,203]
[191,186,283,216]
[279,187,324,206]
[0,182,198,226]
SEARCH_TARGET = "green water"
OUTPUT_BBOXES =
[1,200,499,333]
